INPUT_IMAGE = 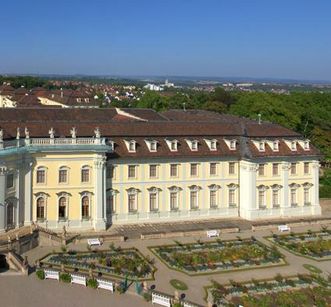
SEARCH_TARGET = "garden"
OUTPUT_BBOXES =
[206,273,331,306]
[39,246,155,281]
[268,228,331,260]
[149,237,285,275]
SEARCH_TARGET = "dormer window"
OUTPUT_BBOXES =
[230,140,236,150]
[186,139,198,151]
[150,141,157,152]
[191,140,198,151]
[171,141,177,151]
[210,140,217,150]
[259,141,265,152]
[273,140,279,151]
[129,140,136,152]
[291,141,297,151]
[304,140,310,151]
[204,139,217,151]
[165,139,178,152]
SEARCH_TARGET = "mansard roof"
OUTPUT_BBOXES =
[0,107,320,159]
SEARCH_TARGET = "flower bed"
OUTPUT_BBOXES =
[206,274,331,306]
[149,238,286,275]
[268,230,331,260]
[39,248,155,281]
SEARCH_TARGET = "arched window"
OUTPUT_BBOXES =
[58,196,67,220]
[36,197,45,220]
[82,195,89,219]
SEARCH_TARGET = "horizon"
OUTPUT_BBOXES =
[0,0,330,81]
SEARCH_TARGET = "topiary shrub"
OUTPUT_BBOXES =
[87,278,98,289]
[60,272,71,283]
[36,269,45,280]
[170,279,188,291]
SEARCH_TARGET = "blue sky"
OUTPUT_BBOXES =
[0,0,330,80]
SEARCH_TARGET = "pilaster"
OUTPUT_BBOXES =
[93,155,107,230]
[281,162,290,209]
[0,166,7,232]
[239,161,256,219]
[23,161,33,226]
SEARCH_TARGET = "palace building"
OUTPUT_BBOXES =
[0,107,321,232]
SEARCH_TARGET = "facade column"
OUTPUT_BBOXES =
[0,166,7,232]
[23,161,33,226]
[280,162,290,215]
[93,155,107,230]
[239,160,256,220]
[15,168,20,227]
[311,160,322,215]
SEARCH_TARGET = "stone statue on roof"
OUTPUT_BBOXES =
[16,127,20,140]
[49,127,55,139]
[94,127,101,138]
[25,127,30,139]
[70,127,77,139]
[0,129,3,142]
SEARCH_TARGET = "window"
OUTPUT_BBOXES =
[81,167,90,183]
[170,164,178,177]
[304,162,309,175]
[129,140,136,152]
[128,194,137,212]
[170,191,178,210]
[290,163,297,175]
[272,163,279,176]
[304,140,310,150]
[128,165,136,178]
[258,164,265,176]
[272,189,279,207]
[273,141,279,151]
[191,140,198,151]
[6,174,14,189]
[82,196,89,219]
[229,188,236,206]
[36,197,45,220]
[190,190,198,209]
[210,163,217,176]
[58,168,68,183]
[36,168,46,184]
[171,140,177,151]
[258,190,265,208]
[259,141,265,151]
[149,192,158,211]
[229,162,235,175]
[230,140,236,150]
[150,141,157,152]
[190,163,198,177]
[290,188,297,206]
[291,141,297,151]
[210,190,217,208]
[149,165,157,178]
[211,140,217,151]
[58,197,67,220]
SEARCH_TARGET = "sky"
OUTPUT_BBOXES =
[0,0,330,81]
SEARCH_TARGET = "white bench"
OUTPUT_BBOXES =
[87,238,102,247]
[97,278,114,292]
[152,292,171,307]
[44,269,59,281]
[278,225,290,232]
[71,274,86,286]
[207,229,220,238]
